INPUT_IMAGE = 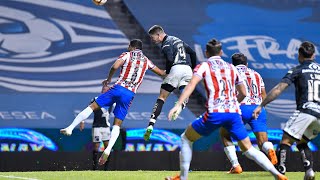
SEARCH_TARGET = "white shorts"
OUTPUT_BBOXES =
[163,65,192,88]
[92,127,111,142]
[284,110,320,140]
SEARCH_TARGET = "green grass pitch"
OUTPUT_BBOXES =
[0,171,317,180]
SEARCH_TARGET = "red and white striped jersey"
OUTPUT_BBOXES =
[194,56,243,113]
[115,50,155,93]
[236,65,265,105]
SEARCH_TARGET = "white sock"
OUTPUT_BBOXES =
[180,133,193,180]
[104,125,120,155]
[261,141,274,154]
[224,145,239,167]
[67,106,93,130]
[244,146,280,177]
[148,118,156,127]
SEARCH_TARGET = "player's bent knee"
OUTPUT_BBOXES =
[113,118,123,126]
[281,132,296,145]
[161,84,175,93]
[90,101,100,111]
[184,125,201,142]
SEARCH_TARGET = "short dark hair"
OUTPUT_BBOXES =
[148,25,164,35]
[232,53,247,66]
[130,39,143,50]
[206,38,222,56]
[299,41,315,58]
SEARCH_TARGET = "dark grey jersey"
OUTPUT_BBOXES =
[161,35,197,73]
[281,60,320,117]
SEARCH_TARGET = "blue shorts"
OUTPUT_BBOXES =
[240,105,267,132]
[95,85,134,121]
[192,112,248,141]
[91,97,110,109]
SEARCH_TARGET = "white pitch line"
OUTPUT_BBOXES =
[0,175,40,180]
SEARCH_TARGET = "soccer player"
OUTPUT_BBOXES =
[165,39,287,180]
[80,105,113,170]
[253,41,318,179]
[60,39,166,165]
[144,25,197,141]
[220,53,277,174]
[79,90,115,170]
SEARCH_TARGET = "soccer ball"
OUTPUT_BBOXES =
[92,0,108,6]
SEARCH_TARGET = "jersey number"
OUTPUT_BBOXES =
[219,79,233,98]
[308,80,320,102]
[131,52,140,82]
[245,79,258,95]
[178,46,186,60]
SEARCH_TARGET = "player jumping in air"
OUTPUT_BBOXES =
[144,25,197,141]
[60,39,166,165]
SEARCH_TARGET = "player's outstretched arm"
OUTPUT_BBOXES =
[176,75,201,105]
[104,59,124,86]
[261,82,288,107]
[261,88,267,101]
[151,66,166,78]
[168,75,201,120]
[252,82,288,119]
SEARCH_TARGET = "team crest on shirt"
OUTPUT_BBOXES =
[94,136,100,142]
[309,63,320,71]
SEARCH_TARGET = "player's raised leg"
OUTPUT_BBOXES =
[99,89,133,165]
[144,98,164,141]
[144,88,171,141]
[178,85,189,110]
[99,118,122,165]
[60,102,99,136]
[171,80,191,121]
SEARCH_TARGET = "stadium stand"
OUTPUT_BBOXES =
[0,0,196,171]
[0,1,196,132]
[1,0,320,173]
